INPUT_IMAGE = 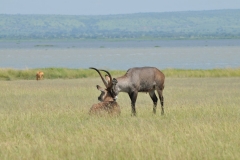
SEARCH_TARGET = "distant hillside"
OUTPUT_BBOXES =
[1,9,240,40]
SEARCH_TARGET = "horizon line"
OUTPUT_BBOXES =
[0,8,239,16]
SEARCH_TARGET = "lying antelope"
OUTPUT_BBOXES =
[89,85,121,116]
[36,71,44,80]
[90,67,165,116]
[89,101,121,116]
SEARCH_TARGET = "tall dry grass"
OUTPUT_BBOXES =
[0,78,240,159]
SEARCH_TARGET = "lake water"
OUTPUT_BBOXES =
[0,39,240,70]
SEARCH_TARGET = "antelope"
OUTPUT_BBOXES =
[90,67,165,116]
[89,79,121,116]
[36,71,44,80]
[89,98,121,116]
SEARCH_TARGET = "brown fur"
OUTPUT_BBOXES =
[89,101,121,116]
[36,71,44,80]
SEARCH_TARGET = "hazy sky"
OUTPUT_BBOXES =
[1,0,240,15]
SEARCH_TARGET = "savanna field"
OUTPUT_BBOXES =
[0,69,240,159]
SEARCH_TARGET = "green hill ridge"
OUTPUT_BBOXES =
[1,9,240,40]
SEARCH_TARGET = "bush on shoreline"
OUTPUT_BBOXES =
[0,68,239,81]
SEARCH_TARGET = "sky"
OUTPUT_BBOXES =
[0,0,240,15]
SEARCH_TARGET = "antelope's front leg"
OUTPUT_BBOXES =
[129,91,138,116]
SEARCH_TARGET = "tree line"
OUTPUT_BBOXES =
[1,9,240,40]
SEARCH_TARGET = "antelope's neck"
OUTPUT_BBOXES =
[116,77,130,93]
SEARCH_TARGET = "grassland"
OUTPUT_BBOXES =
[1,68,240,81]
[0,68,126,81]
[0,77,240,159]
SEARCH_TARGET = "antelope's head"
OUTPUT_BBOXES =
[90,67,118,102]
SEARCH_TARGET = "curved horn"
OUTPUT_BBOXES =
[89,67,108,87]
[99,69,113,88]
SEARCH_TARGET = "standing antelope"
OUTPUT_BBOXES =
[90,67,165,116]
[36,71,44,80]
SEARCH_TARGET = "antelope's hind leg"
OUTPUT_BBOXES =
[149,91,158,114]
[156,89,164,115]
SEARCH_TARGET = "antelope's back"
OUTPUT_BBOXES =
[127,67,164,79]
[127,67,165,91]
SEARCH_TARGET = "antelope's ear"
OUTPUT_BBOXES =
[113,78,118,85]
[105,75,111,84]
[96,85,104,91]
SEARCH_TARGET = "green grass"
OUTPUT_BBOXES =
[0,68,126,81]
[0,78,240,159]
[0,68,240,81]
[164,68,240,77]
